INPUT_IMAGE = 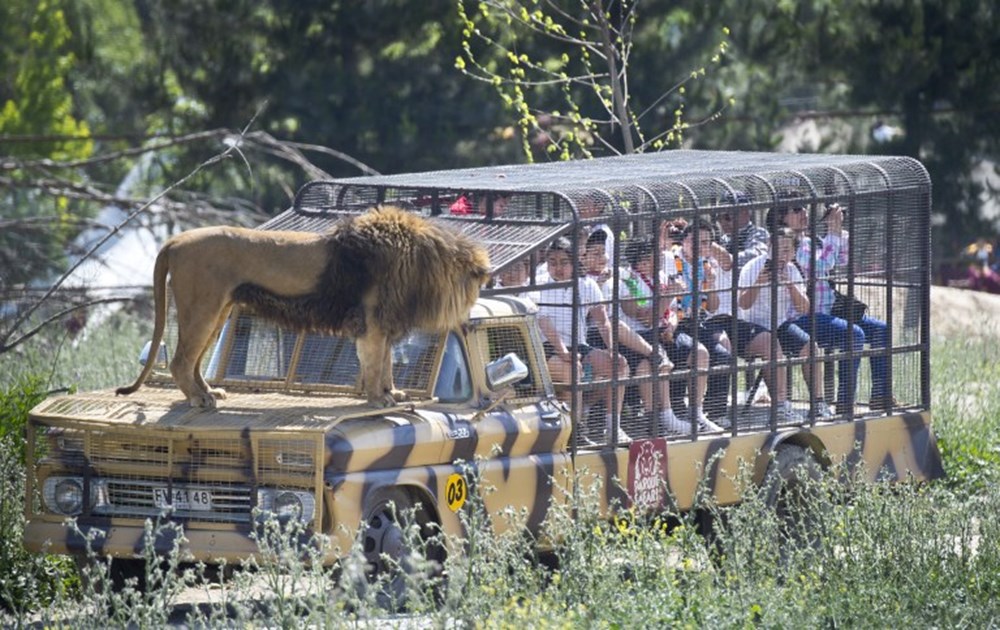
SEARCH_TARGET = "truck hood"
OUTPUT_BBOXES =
[29,386,411,432]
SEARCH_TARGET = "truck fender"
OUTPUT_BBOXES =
[751,430,831,487]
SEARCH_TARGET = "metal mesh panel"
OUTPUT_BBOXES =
[30,420,323,524]
[246,150,930,438]
[89,431,170,466]
[256,437,318,486]
[478,323,546,400]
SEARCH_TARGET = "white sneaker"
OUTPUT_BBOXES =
[658,409,687,435]
[605,415,632,444]
[777,400,806,424]
[814,400,835,419]
[693,408,723,433]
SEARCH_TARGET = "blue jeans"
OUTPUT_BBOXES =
[792,313,864,404]
[857,315,889,400]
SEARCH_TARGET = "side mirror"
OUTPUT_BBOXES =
[485,353,528,392]
[139,341,169,367]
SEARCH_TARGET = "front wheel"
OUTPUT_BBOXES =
[360,487,443,610]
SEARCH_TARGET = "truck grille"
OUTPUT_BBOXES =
[34,424,321,525]
[97,479,254,523]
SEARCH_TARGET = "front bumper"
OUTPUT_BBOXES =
[24,518,265,563]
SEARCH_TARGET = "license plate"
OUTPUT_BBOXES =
[153,486,212,511]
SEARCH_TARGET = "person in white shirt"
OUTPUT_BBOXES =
[578,196,616,263]
[536,237,630,443]
[494,255,541,305]
[618,236,717,435]
[704,221,803,424]
[738,227,828,416]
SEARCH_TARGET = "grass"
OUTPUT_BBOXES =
[0,309,151,393]
[1,318,999,626]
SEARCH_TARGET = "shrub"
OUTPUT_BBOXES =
[0,376,77,616]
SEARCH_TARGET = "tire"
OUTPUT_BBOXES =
[360,487,442,610]
[74,556,149,594]
[761,444,824,551]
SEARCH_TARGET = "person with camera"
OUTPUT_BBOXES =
[770,202,893,414]
[738,227,832,420]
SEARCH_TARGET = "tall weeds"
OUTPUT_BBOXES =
[1,326,998,626]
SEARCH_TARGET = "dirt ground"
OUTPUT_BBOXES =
[931,285,1000,338]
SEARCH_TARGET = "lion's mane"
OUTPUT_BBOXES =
[232,206,490,342]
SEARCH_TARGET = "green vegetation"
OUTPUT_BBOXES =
[1,320,998,625]
[0,376,78,617]
[931,334,1000,496]
[1,1,997,277]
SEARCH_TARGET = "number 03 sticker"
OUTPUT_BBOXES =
[445,473,467,512]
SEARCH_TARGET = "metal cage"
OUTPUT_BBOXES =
[254,150,930,446]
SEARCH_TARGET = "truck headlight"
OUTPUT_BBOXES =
[256,489,315,524]
[55,479,83,514]
[43,476,109,515]
[273,492,303,518]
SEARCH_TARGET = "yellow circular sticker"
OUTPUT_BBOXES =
[445,473,467,512]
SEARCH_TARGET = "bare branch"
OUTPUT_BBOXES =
[0,105,267,351]
[0,297,133,354]
[266,135,380,176]
[2,129,228,172]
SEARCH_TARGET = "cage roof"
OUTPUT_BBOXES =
[260,150,930,274]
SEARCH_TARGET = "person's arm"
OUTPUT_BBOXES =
[702,259,721,313]
[620,280,655,328]
[615,320,654,357]
[782,264,810,314]
[592,304,617,352]
[737,225,770,268]
[738,263,765,309]
[537,313,570,358]
[712,241,733,271]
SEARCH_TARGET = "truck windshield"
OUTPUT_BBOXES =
[210,313,444,393]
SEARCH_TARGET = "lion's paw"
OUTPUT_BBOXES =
[188,393,219,409]
[209,387,228,400]
[366,391,406,408]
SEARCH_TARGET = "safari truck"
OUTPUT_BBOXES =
[22,151,943,588]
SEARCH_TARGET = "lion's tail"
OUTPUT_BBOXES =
[116,243,170,396]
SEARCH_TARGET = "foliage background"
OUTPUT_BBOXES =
[1,3,998,619]
[1,0,998,294]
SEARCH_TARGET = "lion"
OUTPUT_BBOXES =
[116,205,491,408]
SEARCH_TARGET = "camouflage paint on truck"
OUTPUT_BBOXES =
[23,150,943,573]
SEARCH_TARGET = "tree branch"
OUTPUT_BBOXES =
[0,297,133,354]
[0,105,267,352]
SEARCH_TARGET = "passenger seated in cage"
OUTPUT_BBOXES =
[494,255,540,303]
[716,191,770,270]
[662,221,730,430]
[449,192,510,217]
[702,222,804,424]
[738,227,833,419]
[583,232,684,435]
[536,236,631,443]
[770,202,895,414]
[578,196,617,263]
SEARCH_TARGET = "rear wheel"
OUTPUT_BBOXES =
[360,487,442,609]
[762,444,824,551]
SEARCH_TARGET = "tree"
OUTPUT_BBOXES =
[826,0,1000,255]
[134,0,516,178]
[0,0,94,291]
[456,0,732,160]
